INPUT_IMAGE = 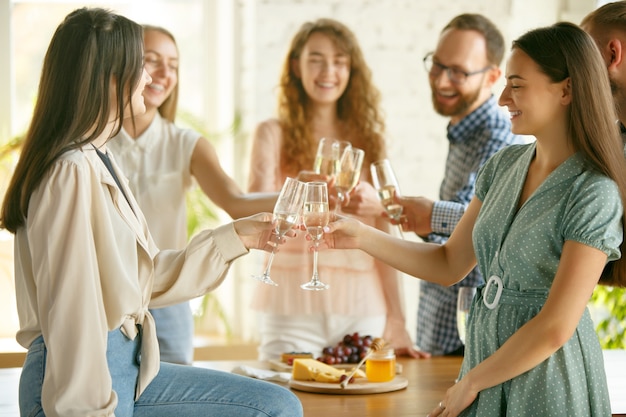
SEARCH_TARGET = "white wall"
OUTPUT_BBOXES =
[224,0,599,343]
[0,0,602,348]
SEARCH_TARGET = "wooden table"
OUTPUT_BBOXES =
[196,356,462,417]
[196,351,626,417]
[1,351,624,416]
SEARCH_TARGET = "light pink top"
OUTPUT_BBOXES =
[248,119,387,316]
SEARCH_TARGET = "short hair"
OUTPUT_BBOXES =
[581,1,626,32]
[442,14,506,66]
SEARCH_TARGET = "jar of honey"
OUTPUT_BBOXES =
[365,345,396,382]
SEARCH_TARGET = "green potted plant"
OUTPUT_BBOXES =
[591,286,626,349]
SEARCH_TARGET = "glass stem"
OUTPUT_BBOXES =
[334,195,343,214]
[396,224,405,240]
[390,215,405,240]
[262,234,281,276]
[263,250,276,277]
[311,241,320,282]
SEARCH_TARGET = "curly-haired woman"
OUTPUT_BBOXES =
[248,18,424,361]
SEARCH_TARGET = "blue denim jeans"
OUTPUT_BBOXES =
[150,302,194,364]
[20,328,303,417]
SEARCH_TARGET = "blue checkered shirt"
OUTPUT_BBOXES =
[416,96,525,355]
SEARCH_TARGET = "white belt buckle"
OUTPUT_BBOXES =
[483,275,503,310]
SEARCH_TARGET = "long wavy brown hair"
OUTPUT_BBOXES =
[277,18,386,177]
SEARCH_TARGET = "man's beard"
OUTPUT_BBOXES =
[431,86,482,118]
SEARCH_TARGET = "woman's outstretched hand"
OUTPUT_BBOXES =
[316,214,363,251]
[233,212,296,251]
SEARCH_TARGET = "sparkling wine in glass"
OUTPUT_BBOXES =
[313,137,351,177]
[301,182,330,291]
[456,287,476,344]
[252,177,306,286]
[370,159,405,239]
[335,147,365,213]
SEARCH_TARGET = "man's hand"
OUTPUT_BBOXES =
[392,196,435,237]
[341,181,385,217]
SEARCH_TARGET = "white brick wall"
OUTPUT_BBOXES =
[0,0,603,351]
[231,0,598,343]
[237,0,595,197]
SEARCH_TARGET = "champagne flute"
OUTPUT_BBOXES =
[370,159,405,239]
[251,177,306,286]
[313,137,351,177]
[335,147,365,213]
[301,181,330,291]
[456,287,476,344]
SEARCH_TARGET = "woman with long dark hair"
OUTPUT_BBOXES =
[1,8,301,417]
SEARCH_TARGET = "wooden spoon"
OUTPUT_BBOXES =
[340,337,385,388]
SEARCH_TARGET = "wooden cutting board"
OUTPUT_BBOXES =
[288,376,408,395]
[269,359,403,374]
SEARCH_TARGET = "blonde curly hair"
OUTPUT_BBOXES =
[277,18,386,176]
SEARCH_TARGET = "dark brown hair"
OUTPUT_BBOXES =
[515,22,626,287]
[1,7,144,232]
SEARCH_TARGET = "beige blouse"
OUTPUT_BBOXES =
[14,145,248,417]
[248,119,387,316]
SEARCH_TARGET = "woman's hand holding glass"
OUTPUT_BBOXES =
[338,181,387,218]
[301,181,330,290]
[251,177,306,286]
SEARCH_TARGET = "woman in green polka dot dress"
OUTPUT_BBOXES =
[321,22,626,416]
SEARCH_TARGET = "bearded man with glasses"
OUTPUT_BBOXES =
[394,14,525,357]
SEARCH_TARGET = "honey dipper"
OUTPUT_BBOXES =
[340,337,386,388]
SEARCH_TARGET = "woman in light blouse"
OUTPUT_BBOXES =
[0,8,301,417]
[109,25,278,365]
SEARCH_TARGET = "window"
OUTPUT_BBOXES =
[1,1,246,348]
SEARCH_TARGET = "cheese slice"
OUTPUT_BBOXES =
[291,358,366,382]
[292,358,346,382]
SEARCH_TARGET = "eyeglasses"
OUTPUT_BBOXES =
[423,52,492,85]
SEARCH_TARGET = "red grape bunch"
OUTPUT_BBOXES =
[318,332,374,365]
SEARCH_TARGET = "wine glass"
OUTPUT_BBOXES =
[456,286,476,344]
[313,137,351,177]
[251,177,306,286]
[334,147,365,213]
[370,159,405,239]
[301,181,330,291]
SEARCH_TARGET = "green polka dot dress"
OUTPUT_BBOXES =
[460,143,622,416]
